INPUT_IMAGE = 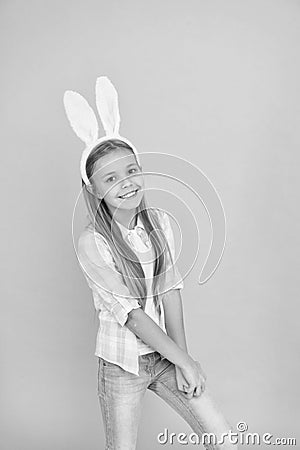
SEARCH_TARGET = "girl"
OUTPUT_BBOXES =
[64,77,238,450]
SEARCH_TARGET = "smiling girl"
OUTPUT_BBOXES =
[64,77,238,450]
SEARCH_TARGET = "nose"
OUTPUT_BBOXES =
[121,178,134,189]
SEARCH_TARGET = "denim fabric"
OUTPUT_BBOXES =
[97,351,238,450]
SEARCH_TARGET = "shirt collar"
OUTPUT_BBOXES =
[114,214,144,239]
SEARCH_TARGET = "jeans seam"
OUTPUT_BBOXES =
[97,358,100,396]
[99,359,114,449]
[155,379,207,440]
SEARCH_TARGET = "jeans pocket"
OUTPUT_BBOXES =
[102,358,115,367]
[101,358,110,367]
[102,358,125,373]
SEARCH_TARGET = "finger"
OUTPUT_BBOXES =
[183,386,194,399]
[181,384,189,394]
[199,374,206,385]
[194,385,202,397]
[182,384,193,394]
[185,390,194,400]
[179,384,189,393]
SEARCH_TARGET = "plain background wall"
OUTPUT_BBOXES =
[1,0,299,449]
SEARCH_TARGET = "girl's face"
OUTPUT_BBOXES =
[90,149,144,212]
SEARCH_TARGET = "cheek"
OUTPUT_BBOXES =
[98,180,117,197]
[93,181,107,198]
[105,185,119,200]
[135,174,144,187]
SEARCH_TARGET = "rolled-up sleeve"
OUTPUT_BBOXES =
[77,231,141,326]
[159,211,184,291]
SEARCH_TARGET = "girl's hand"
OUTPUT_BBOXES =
[175,364,190,394]
[194,360,207,396]
[177,360,207,399]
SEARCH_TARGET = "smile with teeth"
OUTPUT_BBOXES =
[119,189,139,199]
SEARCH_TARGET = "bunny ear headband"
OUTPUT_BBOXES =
[63,76,141,186]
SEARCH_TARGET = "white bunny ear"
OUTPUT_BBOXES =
[63,90,98,145]
[95,76,120,136]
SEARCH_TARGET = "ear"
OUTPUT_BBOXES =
[85,182,103,200]
[85,183,94,195]
[63,90,99,145]
[95,76,121,136]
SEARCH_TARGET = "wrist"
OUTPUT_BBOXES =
[166,331,188,353]
[177,350,194,370]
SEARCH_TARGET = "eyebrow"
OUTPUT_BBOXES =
[102,163,138,179]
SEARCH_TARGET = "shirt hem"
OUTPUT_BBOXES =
[94,352,140,376]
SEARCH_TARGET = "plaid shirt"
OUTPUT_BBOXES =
[77,208,184,376]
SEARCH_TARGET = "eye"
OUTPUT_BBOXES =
[106,176,116,183]
[129,167,139,174]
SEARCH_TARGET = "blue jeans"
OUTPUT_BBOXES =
[97,351,238,450]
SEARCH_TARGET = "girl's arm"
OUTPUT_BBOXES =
[77,229,203,395]
[77,230,190,369]
[125,307,191,370]
[126,306,206,399]
[161,289,188,353]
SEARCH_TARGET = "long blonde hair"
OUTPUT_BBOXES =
[82,139,173,313]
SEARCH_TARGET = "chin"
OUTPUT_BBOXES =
[118,200,141,210]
